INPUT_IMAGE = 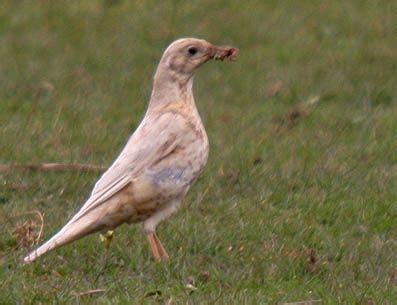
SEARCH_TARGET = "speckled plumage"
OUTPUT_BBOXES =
[24,38,237,263]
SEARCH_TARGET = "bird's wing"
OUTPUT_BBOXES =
[69,111,186,223]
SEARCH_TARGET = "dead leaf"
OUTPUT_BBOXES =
[12,210,44,248]
[307,248,316,265]
[184,277,197,294]
[144,290,162,298]
[253,157,263,166]
[13,221,36,248]
[199,271,210,282]
[266,80,283,98]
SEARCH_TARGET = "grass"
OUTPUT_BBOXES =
[0,0,396,303]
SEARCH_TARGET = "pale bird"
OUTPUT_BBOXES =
[24,38,238,263]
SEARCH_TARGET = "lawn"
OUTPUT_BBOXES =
[0,1,396,304]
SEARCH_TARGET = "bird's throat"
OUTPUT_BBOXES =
[149,70,195,111]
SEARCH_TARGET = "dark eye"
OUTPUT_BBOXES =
[188,47,198,56]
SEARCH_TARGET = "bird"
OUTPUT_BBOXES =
[24,38,238,263]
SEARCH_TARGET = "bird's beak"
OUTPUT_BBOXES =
[208,45,238,61]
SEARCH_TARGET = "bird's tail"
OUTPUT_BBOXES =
[23,215,102,263]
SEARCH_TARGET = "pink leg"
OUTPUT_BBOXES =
[153,233,169,261]
[147,233,161,262]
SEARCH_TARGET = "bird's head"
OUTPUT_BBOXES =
[156,38,238,84]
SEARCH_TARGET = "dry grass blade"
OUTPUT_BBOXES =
[33,210,44,244]
[72,288,106,297]
[0,163,106,173]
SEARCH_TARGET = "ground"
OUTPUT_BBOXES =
[0,1,396,304]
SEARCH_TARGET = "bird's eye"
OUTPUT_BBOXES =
[188,47,198,56]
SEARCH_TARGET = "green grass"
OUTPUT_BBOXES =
[0,0,396,303]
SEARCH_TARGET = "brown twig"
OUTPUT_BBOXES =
[0,163,106,173]
[280,300,322,305]
[1,183,32,191]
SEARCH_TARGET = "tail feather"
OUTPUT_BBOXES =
[23,216,102,263]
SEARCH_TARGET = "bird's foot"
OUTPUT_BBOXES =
[100,230,114,252]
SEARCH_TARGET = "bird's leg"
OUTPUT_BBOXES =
[153,233,169,261]
[146,233,169,262]
[147,233,161,262]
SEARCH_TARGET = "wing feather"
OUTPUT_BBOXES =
[69,111,185,222]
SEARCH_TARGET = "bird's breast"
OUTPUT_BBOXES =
[148,126,208,194]
[149,141,208,188]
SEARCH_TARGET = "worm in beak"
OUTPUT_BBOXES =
[210,46,239,61]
